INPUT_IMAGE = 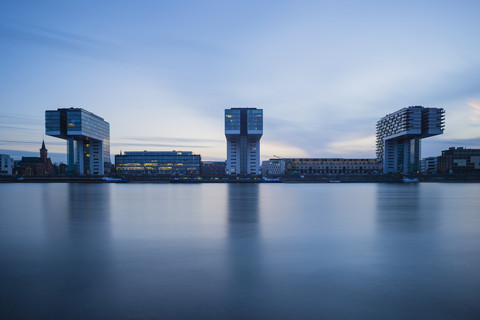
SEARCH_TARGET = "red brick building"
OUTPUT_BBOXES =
[16,141,53,176]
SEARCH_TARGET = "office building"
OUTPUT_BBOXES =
[45,108,110,175]
[376,106,444,174]
[0,154,14,175]
[225,108,263,175]
[115,151,201,175]
[437,147,480,173]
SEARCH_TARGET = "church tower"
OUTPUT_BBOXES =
[40,140,48,164]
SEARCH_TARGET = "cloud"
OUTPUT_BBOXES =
[468,100,480,122]
[116,136,223,143]
[260,141,309,161]
[0,125,40,132]
[0,18,118,61]
[326,135,376,156]
[111,142,212,149]
[0,149,66,162]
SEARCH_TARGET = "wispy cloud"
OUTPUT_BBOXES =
[116,136,223,143]
[111,142,212,149]
[325,135,376,156]
[0,18,117,61]
[468,100,480,122]
[0,139,63,145]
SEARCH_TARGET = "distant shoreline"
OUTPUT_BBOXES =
[1,174,480,184]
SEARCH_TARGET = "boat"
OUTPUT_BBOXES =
[402,177,419,183]
[102,177,128,182]
[329,179,341,183]
[262,177,282,183]
[169,177,201,183]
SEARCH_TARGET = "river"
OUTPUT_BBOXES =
[1,183,479,319]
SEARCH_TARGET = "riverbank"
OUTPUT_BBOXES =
[2,173,480,183]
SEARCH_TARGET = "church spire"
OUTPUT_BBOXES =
[40,140,48,162]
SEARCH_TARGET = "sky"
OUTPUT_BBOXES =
[1,0,480,164]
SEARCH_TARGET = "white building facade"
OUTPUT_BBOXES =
[0,154,14,175]
[225,108,263,175]
[262,159,286,176]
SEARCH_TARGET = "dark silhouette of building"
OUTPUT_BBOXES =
[16,141,53,176]
[438,147,480,173]
[201,161,226,175]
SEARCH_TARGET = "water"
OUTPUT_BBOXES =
[1,183,479,319]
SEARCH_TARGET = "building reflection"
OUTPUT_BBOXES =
[375,184,423,233]
[40,183,114,317]
[374,183,442,277]
[226,183,265,317]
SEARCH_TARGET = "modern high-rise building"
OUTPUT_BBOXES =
[225,108,263,175]
[45,108,110,175]
[376,106,444,174]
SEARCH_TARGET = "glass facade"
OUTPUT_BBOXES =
[225,109,241,131]
[115,151,201,175]
[45,108,110,175]
[247,109,263,131]
[225,108,263,175]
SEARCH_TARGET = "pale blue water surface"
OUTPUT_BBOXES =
[1,183,479,319]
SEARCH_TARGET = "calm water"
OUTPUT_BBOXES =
[1,183,480,319]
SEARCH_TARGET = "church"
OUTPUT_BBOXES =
[16,141,53,176]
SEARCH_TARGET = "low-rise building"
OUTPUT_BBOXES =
[421,157,438,174]
[438,147,480,173]
[15,141,53,176]
[201,161,226,175]
[285,158,381,174]
[115,151,201,175]
[0,154,14,175]
[262,159,286,176]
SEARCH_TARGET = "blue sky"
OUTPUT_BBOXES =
[1,0,480,163]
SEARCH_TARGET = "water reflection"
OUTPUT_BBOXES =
[375,184,442,233]
[2,183,480,319]
[226,184,265,318]
[40,183,114,318]
[372,184,479,319]
[375,184,422,232]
